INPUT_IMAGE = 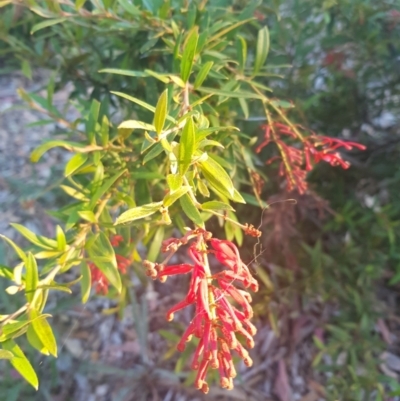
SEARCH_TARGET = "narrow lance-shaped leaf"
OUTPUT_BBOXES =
[179,117,195,176]
[199,157,235,197]
[115,202,163,225]
[29,309,57,357]
[86,232,121,293]
[253,26,270,75]
[31,17,66,34]
[181,29,198,82]
[179,194,203,226]
[80,261,91,304]
[194,61,214,89]
[2,339,39,390]
[25,253,39,303]
[163,186,190,207]
[153,89,168,135]
[65,153,88,177]
[236,35,247,72]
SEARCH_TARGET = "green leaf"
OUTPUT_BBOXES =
[236,35,247,72]
[99,68,148,77]
[56,226,66,251]
[21,60,32,80]
[118,120,155,131]
[0,235,27,263]
[2,339,39,390]
[115,202,163,225]
[181,29,198,82]
[10,223,58,250]
[30,140,85,163]
[199,157,234,197]
[80,261,91,304]
[60,185,89,201]
[201,201,235,211]
[253,26,270,75]
[270,99,293,109]
[179,117,195,176]
[89,169,127,209]
[118,0,140,15]
[77,210,97,223]
[75,0,86,9]
[163,187,190,207]
[197,179,210,197]
[179,194,203,226]
[27,324,49,356]
[197,87,264,99]
[194,61,214,89]
[25,253,39,303]
[29,310,57,357]
[0,264,13,280]
[31,18,66,34]
[167,174,183,191]
[0,349,13,359]
[143,143,163,164]
[207,18,252,44]
[238,97,249,119]
[65,153,88,177]
[86,232,121,293]
[144,69,170,84]
[153,89,168,135]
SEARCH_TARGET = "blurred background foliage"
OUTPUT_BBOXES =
[1,0,400,400]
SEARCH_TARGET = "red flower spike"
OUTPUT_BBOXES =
[148,231,258,392]
[157,264,193,278]
[256,122,366,193]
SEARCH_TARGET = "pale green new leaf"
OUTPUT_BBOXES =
[25,253,39,303]
[2,340,39,390]
[115,202,163,225]
[194,61,214,89]
[153,90,168,135]
[199,157,234,197]
[29,309,57,357]
[65,153,88,177]
[163,187,190,207]
[118,120,155,131]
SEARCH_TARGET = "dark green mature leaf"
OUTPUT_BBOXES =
[236,35,247,72]
[179,194,203,226]
[2,340,38,390]
[253,26,270,75]
[31,17,66,34]
[118,0,140,15]
[89,169,127,209]
[86,232,121,293]
[163,187,190,207]
[25,253,38,303]
[181,29,198,82]
[154,90,168,135]
[194,61,214,89]
[197,87,264,99]
[179,117,195,175]
[115,202,163,225]
[199,157,234,197]
[65,153,88,177]
[99,68,148,77]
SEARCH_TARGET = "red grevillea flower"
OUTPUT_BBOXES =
[89,235,130,295]
[143,229,258,393]
[256,122,366,194]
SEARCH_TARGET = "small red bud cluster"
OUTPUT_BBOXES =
[256,122,366,194]
[89,235,130,295]
[143,229,258,393]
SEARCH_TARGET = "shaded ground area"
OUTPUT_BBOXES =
[1,72,400,401]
